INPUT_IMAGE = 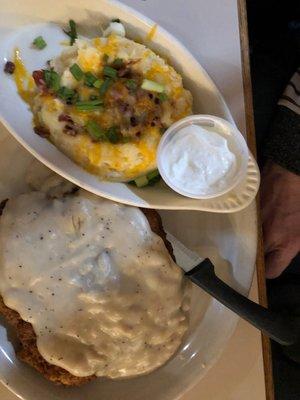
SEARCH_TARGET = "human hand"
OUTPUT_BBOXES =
[261,161,300,279]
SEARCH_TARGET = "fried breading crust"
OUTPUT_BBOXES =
[0,206,174,386]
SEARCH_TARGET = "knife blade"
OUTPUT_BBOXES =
[166,231,203,272]
[166,231,298,349]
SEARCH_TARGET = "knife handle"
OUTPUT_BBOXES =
[185,258,297,346]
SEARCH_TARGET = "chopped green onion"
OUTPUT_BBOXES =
[130,170,160,188]
[125,79,138,91]
[84,72,98,87]
[134,175,149,188]
[103,66,117,79]
[103,54,109,64]
[141,79,165,93]
[93,79,103,89]
[32,36,47,50]
[147,169,160,181]
[158,92,168,102]
[106,126,120,143]
[111,58,124,69]
[99,78,112,97]
[69,63,84,81]
[147,170,160,186]
[57,86,78,104]
[77,100,103,105]
[111,18,121,23]
[44,70,60,91]
[75,99,104,111]
[86,121,106,141]
[63,19,78,45]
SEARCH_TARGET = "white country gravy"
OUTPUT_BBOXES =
[0,190,189,378]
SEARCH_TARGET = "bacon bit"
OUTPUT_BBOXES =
[117,66,131,78]
[58,113,73,123]
[63,124,78,136]
[151,116,162,127]
[109,87,126,101]
[4,61,15,74]
[130,116,138,127]
[32,70,46,90]
[118,102,129,113]
[34,126,50,138]
[59,114,78,136]
[117,59,141,78]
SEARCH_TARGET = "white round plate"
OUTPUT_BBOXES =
[0,126,257,400]
[0,0,259,212]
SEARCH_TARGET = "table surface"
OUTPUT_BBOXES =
[0,0,272,399]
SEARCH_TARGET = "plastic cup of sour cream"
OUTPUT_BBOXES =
[157,115,249,199]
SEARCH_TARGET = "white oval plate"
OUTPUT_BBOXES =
[0,124,257,400]
[0,0,259,213]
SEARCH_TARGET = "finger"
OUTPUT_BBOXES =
[265,246,298,279]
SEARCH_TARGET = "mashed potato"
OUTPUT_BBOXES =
[32,28,192,182]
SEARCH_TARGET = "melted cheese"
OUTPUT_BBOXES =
[146,24,158,41]
[93,35,119,59]
[72,128,159,180]
[13,48,35,104]
[78,46,102,73]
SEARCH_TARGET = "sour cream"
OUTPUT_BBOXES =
[158,124,237,197]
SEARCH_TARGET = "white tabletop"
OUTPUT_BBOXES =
[0,0,267,399]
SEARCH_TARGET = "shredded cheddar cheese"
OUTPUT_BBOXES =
[146,24,158,41]
[13,49,35,105]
